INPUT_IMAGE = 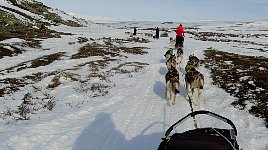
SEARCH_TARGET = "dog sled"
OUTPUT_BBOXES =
[157,110,239,150]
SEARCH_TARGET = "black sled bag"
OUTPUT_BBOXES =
[157,111,239,150]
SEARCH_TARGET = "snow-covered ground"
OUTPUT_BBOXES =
[0,19,268,150]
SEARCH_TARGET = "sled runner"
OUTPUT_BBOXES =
[157,110,239,150]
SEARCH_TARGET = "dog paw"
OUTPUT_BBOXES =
[172,101,175,105]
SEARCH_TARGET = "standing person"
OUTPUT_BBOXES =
[175,24,184,48]
[133,27,137,36]
[155,27,160,39]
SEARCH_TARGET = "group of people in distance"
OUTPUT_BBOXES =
[133,24,184,48]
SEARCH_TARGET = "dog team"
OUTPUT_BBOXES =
[164,47,204,106]
[164,24,204,106]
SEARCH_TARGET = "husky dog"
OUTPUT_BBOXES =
[184,55,204,105]
[185,66,204,106]
[189,55,200,68]
[176,47,183,65]
[169,37,175,45]
[164,48,173,60]
[185,69,204,103]
[144,33,153,37]
[166,54,176,70]
[165,67,180,105]
[185,60,196,72]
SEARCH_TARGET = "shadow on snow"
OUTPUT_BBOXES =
[73,112,164,150]
[158,67,167,76]
[159,58,166,64]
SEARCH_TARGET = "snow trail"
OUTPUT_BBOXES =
[0,22,267,150]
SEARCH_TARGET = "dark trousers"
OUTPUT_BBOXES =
[175,36,184,48]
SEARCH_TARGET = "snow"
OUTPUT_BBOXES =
[0,18,268,150]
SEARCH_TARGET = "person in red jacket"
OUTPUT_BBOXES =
[175,24,184,48]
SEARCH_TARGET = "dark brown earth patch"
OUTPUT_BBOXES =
[0,44,23,58]
[187,31,268,52]
[203,49,268,127]
[0,52,66,74]
[71,42,148,59]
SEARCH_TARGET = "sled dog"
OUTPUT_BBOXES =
[176,47,183,65]
[185,55,200,72]
[169,37,175,45]
[184,55,204,105]
[189,55,200,68]
[185,60,196,73]
[166,54,176,70]
[185,67,204,106]
[165,67,180,105]
[164,48,173,60]
[144,33,153,37]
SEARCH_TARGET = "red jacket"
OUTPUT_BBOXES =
[176,26,184,37]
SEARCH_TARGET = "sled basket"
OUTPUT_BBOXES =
[157,110,239,150]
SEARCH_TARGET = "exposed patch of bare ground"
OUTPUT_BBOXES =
[76,37,89,44]
[5,0,86,27]
[127,37,150,43]
[203,49,268,127]
[0,40,44,59]
[0,35,150,120]
[0,78,26,97]
[31,52,66,68]
[0,9,71,42]
[71,39,148,59]
[111,62,149,76]
[0,43,23,58]
[1,85,56,120]
[103,36,150,44]
[0,17,69,42]
[0,69,82,100]
[0,52,66,74]
[74,60,149,98]
[187,31,268,52]
[71,42,120,59]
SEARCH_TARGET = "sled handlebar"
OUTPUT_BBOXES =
[165,110,237,137]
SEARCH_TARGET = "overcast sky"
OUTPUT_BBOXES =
[38,0,268,22]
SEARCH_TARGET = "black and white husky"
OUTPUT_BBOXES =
[189,55,200,68]
[166,54,176,70]
[164,48,173,60]
[165,67,180,105]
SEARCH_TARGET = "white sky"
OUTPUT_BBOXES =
[38,0,268,22]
